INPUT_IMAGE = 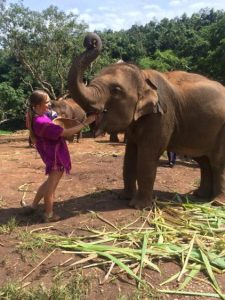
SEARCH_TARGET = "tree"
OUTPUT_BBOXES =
[0,0,5,14]
[138,50,189,72]
[202,15,225,83]
[1,3,88,98]
[0,82,25,124]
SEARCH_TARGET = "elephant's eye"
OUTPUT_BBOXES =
[110,85,122,94]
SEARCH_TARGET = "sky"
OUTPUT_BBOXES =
[8,0,225,31]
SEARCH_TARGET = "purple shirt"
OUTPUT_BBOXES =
[33,114,71,174]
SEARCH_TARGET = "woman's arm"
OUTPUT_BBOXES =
[61,114,96,138]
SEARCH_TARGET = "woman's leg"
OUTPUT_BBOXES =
[44,170,64,216]
[31,180,48,208]
[21,170,64,220]
[52,170,64,200]
[21,179,48,209]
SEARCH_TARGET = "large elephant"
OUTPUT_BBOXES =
[51,98,87,142]
[68,32,225,209]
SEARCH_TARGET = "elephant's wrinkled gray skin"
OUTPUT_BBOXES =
[68,32,225,209]
[51,98,86,142]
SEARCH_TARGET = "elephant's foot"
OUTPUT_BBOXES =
[212,194,225,206]
[110,134,119,143]
[129,197,153,210]
[119,188,136,200]
[119,190,135,200]
[192,188,212,199]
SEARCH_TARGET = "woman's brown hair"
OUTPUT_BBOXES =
[26,90,49,144]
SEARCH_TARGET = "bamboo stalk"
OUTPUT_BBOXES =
[20,249,56,282]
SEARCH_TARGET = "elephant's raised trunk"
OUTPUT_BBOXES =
[68,33,104,113]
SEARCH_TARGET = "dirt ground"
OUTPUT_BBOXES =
[0,131,224,299]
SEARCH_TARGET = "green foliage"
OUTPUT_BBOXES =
[0,0,6,25]
[101,28,146,63]
[0,5,225,129]
[199,15,225,83]
[1,3,88,98]
[0,82,26,122]
[138,50,189,71]
[0,130,13,134]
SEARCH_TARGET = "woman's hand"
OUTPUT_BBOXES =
[84,114,96,126]
[61,114,97,138]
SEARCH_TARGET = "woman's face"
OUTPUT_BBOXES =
[35,95,50,115]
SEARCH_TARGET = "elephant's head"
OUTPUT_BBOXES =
[68,33,164,135]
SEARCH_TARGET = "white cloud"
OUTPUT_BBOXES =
[169,1,181,7]
[143,4,162,11]
[78,12,93,23]
[105,13,118,18]
[68,8,79,15]
[77,8,126,31]
[125,11,141,17]
[189,2,208,10]
[89,22,108,31]
[98,6,110,11]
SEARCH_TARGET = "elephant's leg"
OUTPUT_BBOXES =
[193,156,213,198]
[123,140,137,200]
[210,125,225,201]
[77,131,82,143]
[110,133,120,143]
[129,147,158,209]
[123,131,128,143]
[211,164,225,198]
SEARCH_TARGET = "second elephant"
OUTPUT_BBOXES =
[51,98,87,142]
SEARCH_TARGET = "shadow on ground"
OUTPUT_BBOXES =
[0,188,211,226]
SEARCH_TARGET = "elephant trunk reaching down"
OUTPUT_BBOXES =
[68,33,105,113]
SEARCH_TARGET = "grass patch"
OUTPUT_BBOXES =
[0,272,90,300]
[0,130,13,135]
[117,285,161,300]
[0,217,17,234]
[17,230,51,251]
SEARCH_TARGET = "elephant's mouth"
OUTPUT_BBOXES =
[95,127,105,137]
[94,113,128,137]
[95,126,122,138]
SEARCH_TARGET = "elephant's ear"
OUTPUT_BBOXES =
[134,79,166,121]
